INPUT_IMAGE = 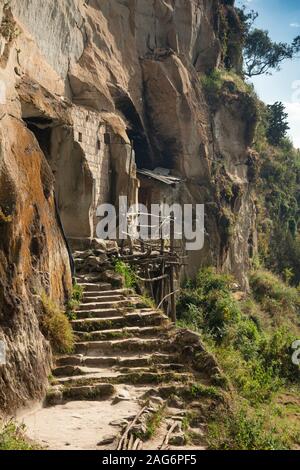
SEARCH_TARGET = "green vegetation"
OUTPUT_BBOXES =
[137,294,156,309]
[250,270,300,329]
[144,406,165,439]
[40,292,74,354]
[207,405,290,450]
[66,283,84,320]
[114,261,137,289]
[201,69,254,104]
[177,268,300,449]
[253,110,300,285]
[266,102,290,146]
[238,6,300,77]
[0,421,39,450]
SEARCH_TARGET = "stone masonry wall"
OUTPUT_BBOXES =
[72,107,111,227]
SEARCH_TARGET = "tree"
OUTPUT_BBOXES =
[266,102,290,146]
[244,29,300,77]
[237,6,300,77]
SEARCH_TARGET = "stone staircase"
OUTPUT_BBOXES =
[47,275,194,406]
[22,247,225,450]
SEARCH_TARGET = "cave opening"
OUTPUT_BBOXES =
[23,116,54,161]
[114,94,154,170]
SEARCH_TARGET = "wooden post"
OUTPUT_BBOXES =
[121,141,134,254]
[159,211,165,255]
[170,216,176,323]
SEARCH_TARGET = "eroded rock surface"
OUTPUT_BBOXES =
[1,0,257,413]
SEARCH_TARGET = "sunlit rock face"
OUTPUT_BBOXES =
[0,0,256,411]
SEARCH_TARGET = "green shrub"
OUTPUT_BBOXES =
[260,326,299,382]
[40,292,74,354]
[201,69,254,100]
[201,70,223,98]
[196,267,233,293]
[256,141,300,285]
[114,261,136,289]
[178,268,241,340]
[66,283,84,320]
[178,268,300,403]
[177,303,204,331]
[208,406,290,450]
[0,421,39,450]
[250,269,300,321]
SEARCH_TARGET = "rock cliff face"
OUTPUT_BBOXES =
[0,0,257,412]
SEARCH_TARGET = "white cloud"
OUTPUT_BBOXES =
[290,22,300,28]
[284,101,300,149]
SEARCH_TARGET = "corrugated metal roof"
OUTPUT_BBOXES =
[137,169,181,186]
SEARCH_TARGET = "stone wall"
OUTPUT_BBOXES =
[72,107,111,218]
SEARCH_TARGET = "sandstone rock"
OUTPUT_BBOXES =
[0,117,72,413]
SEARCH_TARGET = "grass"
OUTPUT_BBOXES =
[207,404,291,450]
[40,291,74,354]
[144,405,166,439]
[66,283,84,320]
[177,267,300,449]
[114,261,137,289]
[201,69,255,103]
[187,383,223,401]
[250,269,300,327]
[137,295,156,309]
[0,420,40,450]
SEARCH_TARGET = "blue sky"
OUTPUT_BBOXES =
[237,0,300,148]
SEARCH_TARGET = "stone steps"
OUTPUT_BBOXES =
[55,352,176,369]
[46,383,115,406]
[71,311,168,331]
[20,244,222,451]
[73,325,170,341]
[53,362,185,378]
[53,370,193,388]
[78,300,131,311]
[81,294,126,303]
[82,288,133,297]
[75,309,124,320]
[74,338,174,355]
[45,246,218,458]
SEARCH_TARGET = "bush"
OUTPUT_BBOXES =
[178,268,300,403]
[250,269,300,320]
[201,70,223,98]
[66,284,84,320]
[0,421,39,450]
[40,292,74,354]
[260,326,299,382]
[256,141,300,284]
[178,268,241,340]
[114,261,136,289]
[201,69,253,100]
[208,406,290,450]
